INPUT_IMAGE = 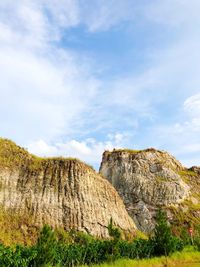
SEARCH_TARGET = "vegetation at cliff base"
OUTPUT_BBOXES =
[0,208,38,246]
[0,210,200,266]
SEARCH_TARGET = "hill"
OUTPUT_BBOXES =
[0,138,136,245]
[100,148,200,232]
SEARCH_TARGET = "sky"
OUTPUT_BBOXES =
[0,0,200,169]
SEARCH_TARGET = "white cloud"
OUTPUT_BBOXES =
[184,93,200,117]
[145,0,200,29]
[0,0,101,144]
[0,44,100,143]
[144,93,200,167]
[1,0,200,169]
[76,0,200,33]
[42,0,80,28]
[27,132,127,167]
[183,144,200,154]
[28,140,58,155]
[0,0,80,48]
[79,0,136,32]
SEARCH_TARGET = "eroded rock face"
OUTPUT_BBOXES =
[100,149,191,232]
[0,139,136,238]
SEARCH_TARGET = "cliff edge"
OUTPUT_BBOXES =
[0,139,136,241]
[100,148,200,232]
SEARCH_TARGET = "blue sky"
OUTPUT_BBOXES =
[0,0,200,168]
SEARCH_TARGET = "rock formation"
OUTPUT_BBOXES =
[100,149,200,232]
[0,139,136,238]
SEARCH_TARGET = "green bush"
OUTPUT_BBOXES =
[32,225,58,266]
[119,238,153,259]
[108,218,121,241]
[150,210,184,256]
[0,213,189,267]
[0,244,37,267]
[194,236,200,251]
[180,227,192,246]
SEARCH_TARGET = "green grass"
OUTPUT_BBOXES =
[155,175,168,183]
[0,206,39,246]
[84,248,200,267]
[105,149,142,154]
[182,199,200,211]
[179,170,198,178]
[104,148,160,155]
[105,148,164,155]
[0,137,95,172]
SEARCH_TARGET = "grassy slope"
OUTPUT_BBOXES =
[86,248,200,267]
[0,138,95,246]
[104,148,160,155]
[0,138,199,246]
[169,170,200,233]
[0,138,93,171]
[0,207,39,246]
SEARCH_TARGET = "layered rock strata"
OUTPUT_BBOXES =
[0,139,136,237]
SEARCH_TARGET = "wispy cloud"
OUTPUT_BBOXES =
[184,94,200,119]
[0,0,200,167]
[144,93,200,167]
[0,0,101,144]
[28,132,128,168]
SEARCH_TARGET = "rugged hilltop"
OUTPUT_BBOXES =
[1,138,200,244]
[0,138,136,244]
[100,149,200,232]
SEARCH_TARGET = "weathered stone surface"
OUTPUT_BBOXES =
[0,139,136,238]
[100,149,196,232]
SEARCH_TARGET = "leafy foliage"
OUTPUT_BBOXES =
[150,210,183,256]
[108,218,121,241]
[0,211,194,267]
[33,225,57,266]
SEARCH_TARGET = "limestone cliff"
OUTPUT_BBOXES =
[0,139,136,239]
[100,149,200,232]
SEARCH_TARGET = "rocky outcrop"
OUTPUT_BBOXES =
[0,139,136,238]
[100,149,200,232]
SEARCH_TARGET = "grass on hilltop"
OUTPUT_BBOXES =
[104,147,164,155]
[0,138,95,172]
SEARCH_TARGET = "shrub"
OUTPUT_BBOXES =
[119,238,153,259]
[33,225,57,266]
[108,218,121,241]
[194,236,200,251]
[180,227,192,246]
[0,215,187,266]
[150,210,184,256]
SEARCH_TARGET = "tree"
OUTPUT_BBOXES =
[34,225,57,266]
[151,209,183,256]
[108,218,121,241]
